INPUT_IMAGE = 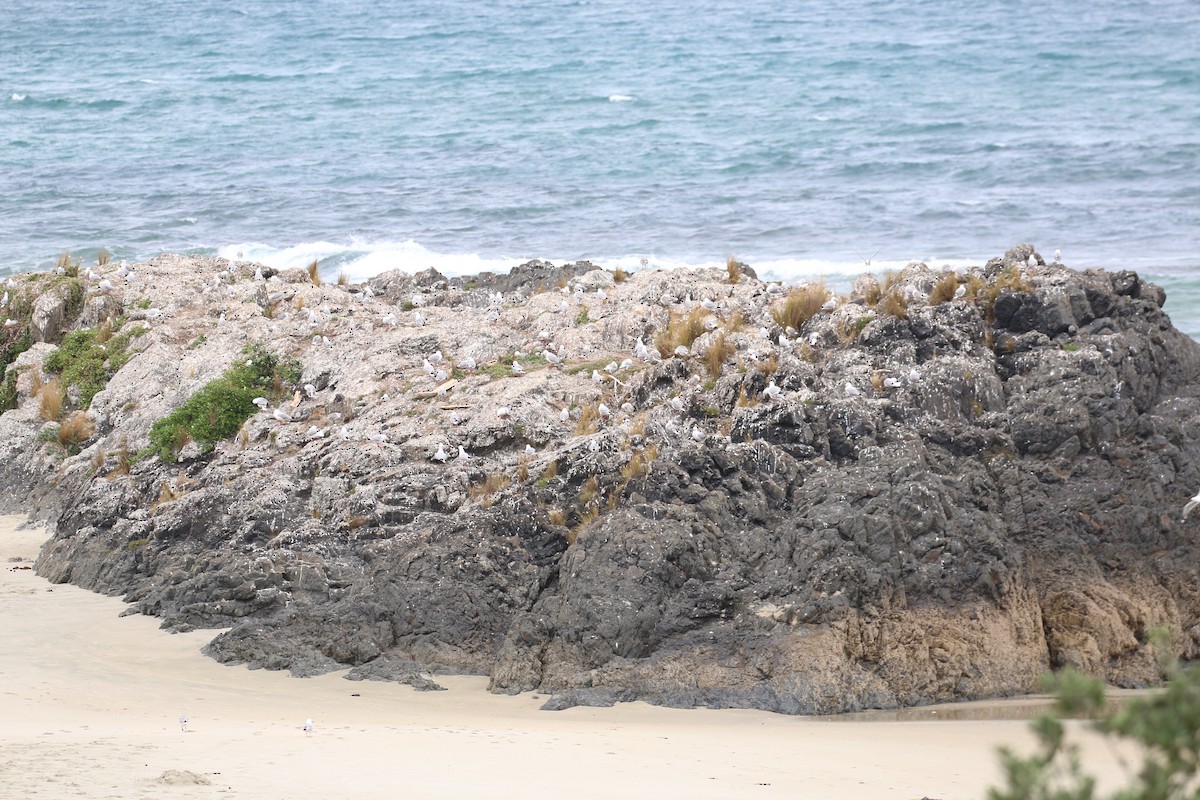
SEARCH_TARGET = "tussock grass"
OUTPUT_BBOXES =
[929,272,959,305]
[516,455,530,482]
[879,288,908,320]
[96,249,111,267]
[574,402,601,435]
[536,460,558,487]
[337,270,348,286]
[566,507,598,546]
[57,410,95,448]
[703,332,734,378]
[655,308,710,358]
[726,256,742,284]
[760,353,779,375]
[578,475,600,508]
[723,310,747,333]
[620,444,657,482]
[736,386,758,407]
[307,259,322,287]
[547,507,566,526]
[771,282,827,331]
[39,378,63,421]
[613,266,628,283]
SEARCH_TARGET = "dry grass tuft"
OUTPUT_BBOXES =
[771,282,827,331]
[39,378,64,422]
[470,473,512,508]
[538,460,558,484]
[620,444,658,482]
[981,267,1036,314]
[870,370,886,392]
[879,288,908,320]
[96,249,111,267]
[547,507,566,526]
[613,266,628,283]
[723,310,747,333]
[107,435,131,478]
[655,308,710,358]
[627,413,648,438]
[966,274,986,299]
[156,481,176,506]
[347,515,370,530]
[703,332,735,378]
[294,295,306,312]
[516,455,530,482]
[567,507,598,546]
[307,259,322,287]
[760,353,779,375]
[574,403,601,435]
[929,272,959,305]
[57,410,96,448]
[578,475,600,508]
[337,270,349,286]
[736,386,758,407]
[863,280,883,308]
[726,256,742,284]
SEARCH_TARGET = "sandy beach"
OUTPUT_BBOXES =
[0,515,1136,799]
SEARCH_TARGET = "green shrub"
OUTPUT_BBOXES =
[43,325,144,409]
[148,343,301,461]
[990,629,1200,800]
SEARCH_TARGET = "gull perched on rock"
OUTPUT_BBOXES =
[844,383,861,397]
[524,444,536,456]
[597,403,611,418]
[432,443,448,463]
[511,360,525,375]
[634,337,650,360]
[456,446,470,463]
[273,407,293,423]
[252,396,269,409]
[763,380,782,401]
[1054,248,1062,262]
[669,396,685,412]
[674,345,690,358]
[459,356,477,371]
[691,426,705,442]
[303,383,317,398]
[543,349,562,366]
[559,407,570,423]
[1181,489,1200,522]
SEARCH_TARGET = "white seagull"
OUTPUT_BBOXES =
[1181,489,1200,522]
[456,446,470,463]
[303,718,314,737]
[432,443,448,463]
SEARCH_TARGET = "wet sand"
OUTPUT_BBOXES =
[0,515,1138,799]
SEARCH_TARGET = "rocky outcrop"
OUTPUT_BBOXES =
[5,244,1200,714]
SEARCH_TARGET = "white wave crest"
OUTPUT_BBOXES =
[215,239,988,288]
[607,94,633,103]
[10,93,26,102]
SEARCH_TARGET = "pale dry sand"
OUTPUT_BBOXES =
[0,515,1137,799]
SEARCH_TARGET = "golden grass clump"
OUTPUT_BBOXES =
[574,403,601,435]
[770,281,827,331]
[620,444,658,483]
[703,332,735,378]
[57,411,96,448]
[516,454,530,482]
[578,475,600,509]
[307,259,322,287]
[879,288,908,320]
[566,508,598,546]
[655,307,710,358]
[965,274,986,299]
[613,266,628,283]
[760,353,779,375]
[736,386,758,408]
[547,507,566,526]
[39,378,64,421]
[96,249,111,267]
[981,267,1036,313]
[337,270,349,286]
[929,272,959,305]
[470,473,512,507]
[107,435,132,478]
[346,515,370,530]
[294,295,306,312]
[723,310,747,333]
[726,256,742,284]
[863,281,883,308]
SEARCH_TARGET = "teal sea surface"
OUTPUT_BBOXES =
[2,0,1198,331]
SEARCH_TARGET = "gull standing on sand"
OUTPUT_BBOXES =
[304,719,314,737]
[179,714,189,732]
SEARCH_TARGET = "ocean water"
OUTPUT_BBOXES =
[3,0,1199,332]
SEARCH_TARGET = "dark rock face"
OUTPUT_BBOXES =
[16,249,1200,714]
